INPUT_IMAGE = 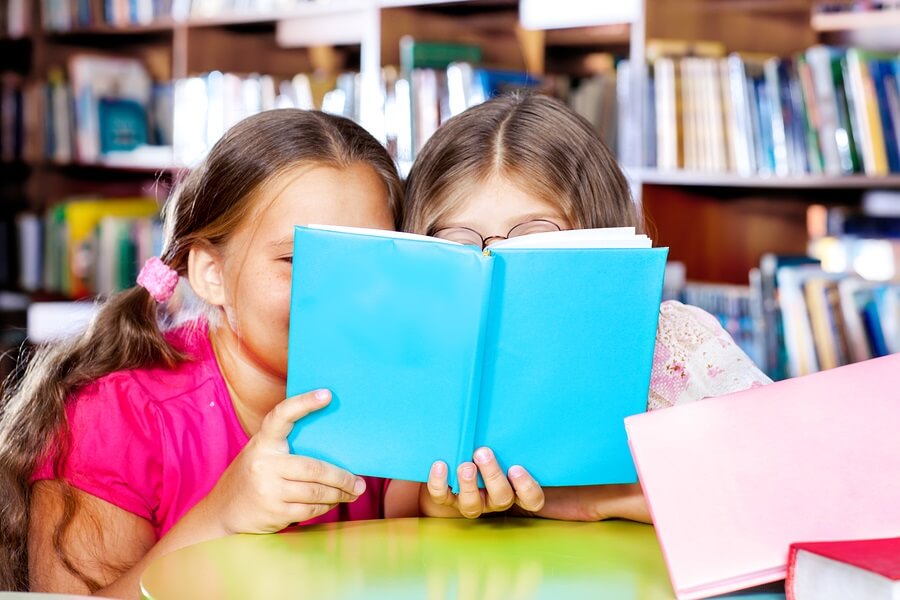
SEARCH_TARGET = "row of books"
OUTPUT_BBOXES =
[753,198,900,380]
[1,0,29,37]
[8,60,172,166]
[642,43,900,176]
[41,0,175,31]
[174,69,357,166]
[9,40,616,169]
[40,0,366,31]
[663,214,899,382]
[14,197,162,298]
[772,260,898,378]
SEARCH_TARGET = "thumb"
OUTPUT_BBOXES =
[258,388,332,443]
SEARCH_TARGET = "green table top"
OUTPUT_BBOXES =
[140,517,785,600]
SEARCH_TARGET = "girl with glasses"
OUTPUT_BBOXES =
[405,93,771,523]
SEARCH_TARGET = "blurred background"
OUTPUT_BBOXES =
[1,0,898,382]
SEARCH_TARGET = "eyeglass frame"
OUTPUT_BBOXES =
[428,219,563,250]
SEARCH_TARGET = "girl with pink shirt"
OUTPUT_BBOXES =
[404,93,772,523]
[0,109,544,598]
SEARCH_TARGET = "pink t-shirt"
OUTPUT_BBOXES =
[32,320,387,538]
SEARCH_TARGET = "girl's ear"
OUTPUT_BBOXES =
[187,245,227,307]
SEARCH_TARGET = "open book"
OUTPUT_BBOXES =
[286,225,668,491]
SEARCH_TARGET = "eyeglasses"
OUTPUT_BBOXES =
[429,219,563,250]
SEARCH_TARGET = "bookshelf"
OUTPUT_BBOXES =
[0,0,898,377]
[626,0,900,286]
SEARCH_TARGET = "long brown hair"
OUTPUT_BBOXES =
[0,109,402,591]
[403,92,641,235]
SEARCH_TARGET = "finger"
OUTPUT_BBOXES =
[284,503,336,525]
[273,454,366,497]
[456,463,484,519]
[508,465,545,513]
[473,447,515,513]
[258,389,332,442]
[426,461,457,507]
[280,480,361,505]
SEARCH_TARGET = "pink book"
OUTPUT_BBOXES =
[625,353,900,600]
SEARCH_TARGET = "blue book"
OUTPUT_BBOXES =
[286,226,668,492]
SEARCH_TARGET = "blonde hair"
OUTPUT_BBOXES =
[403,92,641,235]
[0,109,402,592]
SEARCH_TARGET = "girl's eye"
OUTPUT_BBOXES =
[280,256,293,264]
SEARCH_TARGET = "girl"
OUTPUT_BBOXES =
[0,109,542,598]
[408,93,772,523]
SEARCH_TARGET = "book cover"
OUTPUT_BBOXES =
[804,46,846,175]
[399,37,483,73]
[845,49,889,176]
[787,537,900,600]
[286,226,667,492]
[625,353,900,600]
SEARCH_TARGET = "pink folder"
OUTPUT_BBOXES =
[625,353,900,600]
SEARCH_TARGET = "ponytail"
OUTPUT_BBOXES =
[0,285,187,591]
[0,108,402,592]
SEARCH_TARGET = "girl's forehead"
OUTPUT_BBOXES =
[443,176,565,218]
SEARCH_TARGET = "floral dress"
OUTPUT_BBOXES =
[647,301,772,411]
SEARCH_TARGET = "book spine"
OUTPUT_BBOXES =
[449,252,494,493]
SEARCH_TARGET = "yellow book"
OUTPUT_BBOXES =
[63,198,159,298]
[845,49,889,176]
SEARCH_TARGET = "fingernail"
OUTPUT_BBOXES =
[473,447,492,464]
[315,389,330,401]
[354,479,366,495]
[508,466,525,479]
[461,465,476,480]
[431,461,447,476]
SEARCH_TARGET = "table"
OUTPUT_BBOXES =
[140,518,785,600]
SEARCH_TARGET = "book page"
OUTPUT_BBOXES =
[491,227,652,249]
[306,224,461,245]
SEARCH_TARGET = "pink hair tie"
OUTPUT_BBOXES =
[137,257,179,303]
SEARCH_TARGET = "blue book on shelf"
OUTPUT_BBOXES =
[98,97,148,154]
[286,226,667,492]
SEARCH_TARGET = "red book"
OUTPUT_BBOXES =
[787,537,900,600]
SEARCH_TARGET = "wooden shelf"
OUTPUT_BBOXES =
[811,8,900,32]
[544,24,631,48]
[43,19,177,37]
[631,169,900,190]
[184,1,373,28]
[380,0,516,10]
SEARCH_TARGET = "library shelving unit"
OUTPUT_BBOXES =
[628,0,900,284]
[2,0,641,341]
[2,0,899,338]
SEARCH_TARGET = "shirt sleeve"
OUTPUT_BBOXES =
[647,300,772,410]
[31,374,164,523]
